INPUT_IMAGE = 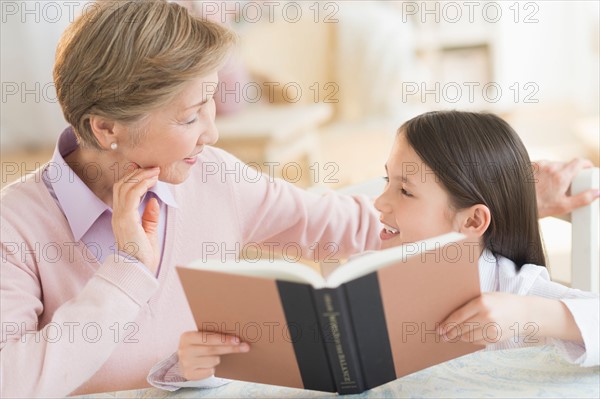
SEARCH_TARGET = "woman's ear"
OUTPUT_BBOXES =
[456,204,491,238]
[89,115,118,149]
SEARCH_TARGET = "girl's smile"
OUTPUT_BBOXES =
[379,221,400,241]
[374,133,460,249]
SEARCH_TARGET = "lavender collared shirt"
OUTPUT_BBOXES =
[41,127,178,276]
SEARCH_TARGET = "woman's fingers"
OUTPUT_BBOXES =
[182,355,221,369]
[181,343,250,358]
[181,331,242,346]
[563,158,594,181]
[111,165,161,271]
[534,158,599,217]
[178,331,251,382]
[112,180,158,238]
[117,169,160,207]
[114,163,143,186]
[568,188,600,210]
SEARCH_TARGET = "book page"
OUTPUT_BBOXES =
[325,232,466,288]
[184,258,327,288]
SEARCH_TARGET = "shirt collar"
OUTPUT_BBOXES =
[48,127,178,241]
[478,248,499,292]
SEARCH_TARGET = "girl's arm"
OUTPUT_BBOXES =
[524,295,584,342]
[438,292,584,344]
[439,267,599,367]
[528,277,599,367]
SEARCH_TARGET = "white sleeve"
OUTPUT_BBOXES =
[147,352,231,391]
[526,272,599,367]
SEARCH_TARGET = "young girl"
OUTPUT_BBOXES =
[165,111,598,390]
[373,111,598,362]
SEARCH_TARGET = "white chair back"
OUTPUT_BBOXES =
[571,167,599,293]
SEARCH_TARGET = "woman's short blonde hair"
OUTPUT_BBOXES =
[53,0,237,149]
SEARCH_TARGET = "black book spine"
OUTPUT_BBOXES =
[344,272,396,389]
[276,281,336,393]
[311,286,365,394]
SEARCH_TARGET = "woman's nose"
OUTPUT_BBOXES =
[199,119,219,146]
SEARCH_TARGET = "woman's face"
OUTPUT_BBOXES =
[374,134,459,249]
[117,73,219,184]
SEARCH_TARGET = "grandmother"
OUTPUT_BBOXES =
[0,1,596,397]
[0,1,382,396]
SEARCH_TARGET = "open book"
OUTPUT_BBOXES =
[176,232,483,394]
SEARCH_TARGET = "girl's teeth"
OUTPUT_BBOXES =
[385,226,399,234]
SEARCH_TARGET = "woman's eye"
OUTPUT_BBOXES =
[382,176,389,183]
[184,118,198,125]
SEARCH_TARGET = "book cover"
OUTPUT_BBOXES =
[176,232,483,394]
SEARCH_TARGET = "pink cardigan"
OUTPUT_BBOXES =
[0,146,381,397]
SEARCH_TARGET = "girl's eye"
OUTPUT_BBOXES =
[382,176,389,183]
[401,188,413,197]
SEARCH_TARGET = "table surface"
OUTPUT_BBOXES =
[79,345,599,398]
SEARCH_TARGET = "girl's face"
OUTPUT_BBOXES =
[374,134,461,249]
[116,73,220,184]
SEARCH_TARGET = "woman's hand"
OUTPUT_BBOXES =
[178,331,250,381]
[534,158,599,219]
[438,292,583,345]
[111,165,161,273]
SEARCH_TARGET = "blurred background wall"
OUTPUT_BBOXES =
[2,0,598,185]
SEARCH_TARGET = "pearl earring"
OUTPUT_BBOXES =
[110,142,118,150]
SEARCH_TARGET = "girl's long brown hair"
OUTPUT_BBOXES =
[401,111,546,269]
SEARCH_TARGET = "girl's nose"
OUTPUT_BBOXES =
[374,191,392,213]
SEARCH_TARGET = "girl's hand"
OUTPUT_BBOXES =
[439,292,584,346]
[111,165,161,273]
[178,331,250,381]
[438,292,533,345]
